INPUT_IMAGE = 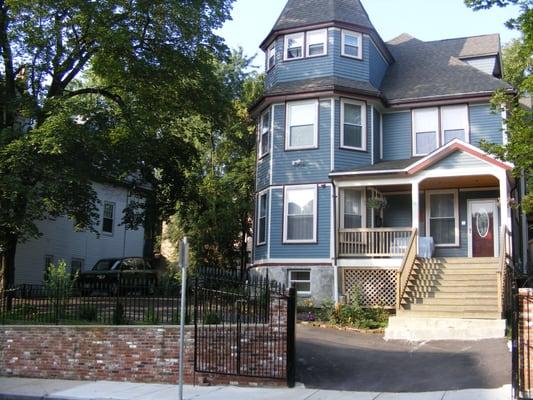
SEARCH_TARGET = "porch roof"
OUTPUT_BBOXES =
[330,139,513,178]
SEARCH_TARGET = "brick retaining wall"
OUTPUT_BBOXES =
[0,325,286,387]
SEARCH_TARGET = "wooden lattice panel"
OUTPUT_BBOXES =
[342,269,397,307]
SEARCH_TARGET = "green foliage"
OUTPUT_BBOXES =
[0,0,236,287]
[78,305,98,322]
[44,259,78,295]
[203,311,221,325]
[144,306,160,325]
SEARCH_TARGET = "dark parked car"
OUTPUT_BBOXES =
[80,257,156,295]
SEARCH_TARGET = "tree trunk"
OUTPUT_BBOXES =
[0,233,18,291]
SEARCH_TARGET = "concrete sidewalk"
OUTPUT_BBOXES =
[0,378,512,400]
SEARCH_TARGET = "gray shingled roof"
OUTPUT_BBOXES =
[265,76,380,97]
[332,157,422,174]
[381,34,511,103]
[272,0,375,32]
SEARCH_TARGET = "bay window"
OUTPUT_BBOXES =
[341,99,366,150]
[286,100,318,150]
[426,190,459,247]
[342,30,363,59]
[306,29,327,57]
[257,192,268,245]
[267,43,276,70]
[284,186,317,243]
[285,32,304,60]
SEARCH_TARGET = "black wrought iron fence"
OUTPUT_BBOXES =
[0,278,193,325]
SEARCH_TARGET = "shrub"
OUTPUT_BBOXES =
[203,311,221,325]
[78,305,98,322]
[144,306,160,325]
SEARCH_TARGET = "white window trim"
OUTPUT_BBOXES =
[257,191,268,246]
[284,32,304,61]
[425,189,460,248]
[412,105,470,156]
[341,30,363,60]
[267,43,276,71]
[288,269,311,295]
[285,100,319,151]
[412,107,439,157]
[340,99,367,151]
[259,108,271,158]
[283,185,318,244]
[102,201,115,236]
[306,29,328,58]
[339,188,366,229]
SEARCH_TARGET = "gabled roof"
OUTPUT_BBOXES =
[272,0,375,32]
[381,34,512,105]
[330,139,512,177]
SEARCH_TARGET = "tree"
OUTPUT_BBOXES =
[169,50,264,272]
[465,0,533,213]
[0,0,235,288]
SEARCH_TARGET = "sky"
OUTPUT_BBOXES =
[218,0,521,68]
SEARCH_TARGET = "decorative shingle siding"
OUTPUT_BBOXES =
[333,31,370,82]
[369,39,389,88]
[256,154,271,191]
[269,186,331,259]
[433,190,499,258]
[334,100,372,171]
[469,104,503,147]
[272,100,331,185]
[427,151,489,171]
[373,108,381,163]
[382,111,412,161]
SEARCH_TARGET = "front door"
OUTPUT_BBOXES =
[468,200,498,257]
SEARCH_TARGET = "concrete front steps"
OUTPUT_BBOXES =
[385,257,506,341]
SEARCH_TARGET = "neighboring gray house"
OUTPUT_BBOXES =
[14,182,146,284]
[250,0,517,338]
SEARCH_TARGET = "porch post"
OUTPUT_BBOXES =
[499,171,510,256]
[412,181,420,253]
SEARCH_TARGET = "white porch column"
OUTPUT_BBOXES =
[498,171,510,257]
[412,181,420,253]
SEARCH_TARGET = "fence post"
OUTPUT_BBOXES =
[286,287,297,388]
[512,277,519,400]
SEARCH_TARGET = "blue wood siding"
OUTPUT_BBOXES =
[272,100,331,185]
[427,151,488,171]
[431,190,500,258]
[373,108,381,163]
[334,100,372,171]
[256,154,270,191]
[269,186,331,259]
[470,104,503,148]
[333,31,370,82]
[384,194,411,228]
[254,190,269,262]
[369,40,389,88]
[382,112,412,161]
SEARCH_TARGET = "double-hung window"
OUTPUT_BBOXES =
[102,202,115,235]
[284,186,317,243]
[259,109,271,157]
[342,30,363,59]
[342,189,364,229]
[288,270,311,294]
[341,99,366,150]
[413,108,439,156]
[257,192,268,245]
[426,190,459,247]
[267,43,276,70]
[285,33,304,60]
[306,29,327,57]
[286,100,318,150]
[441,105,469,144]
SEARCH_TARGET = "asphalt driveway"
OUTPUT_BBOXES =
[296,324,511,392]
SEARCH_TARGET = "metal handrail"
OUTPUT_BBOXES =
[396,228,418,310]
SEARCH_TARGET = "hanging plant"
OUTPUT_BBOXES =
[367,197,387,210]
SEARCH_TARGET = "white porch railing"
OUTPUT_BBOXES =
[338,228,413,257]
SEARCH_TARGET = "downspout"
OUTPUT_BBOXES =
[331,179,339,304]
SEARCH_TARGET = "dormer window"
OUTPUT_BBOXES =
[285,33,304,60]
[306,29,327,57]
[341,30,362,59]
[267,43,276,70]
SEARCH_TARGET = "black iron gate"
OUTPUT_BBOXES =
[193,269,296,386]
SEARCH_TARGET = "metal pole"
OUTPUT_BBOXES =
[178,237,189,400]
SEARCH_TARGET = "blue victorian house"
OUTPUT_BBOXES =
[250,0,517,339]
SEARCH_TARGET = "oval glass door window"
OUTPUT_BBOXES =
[476,210,490,238]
